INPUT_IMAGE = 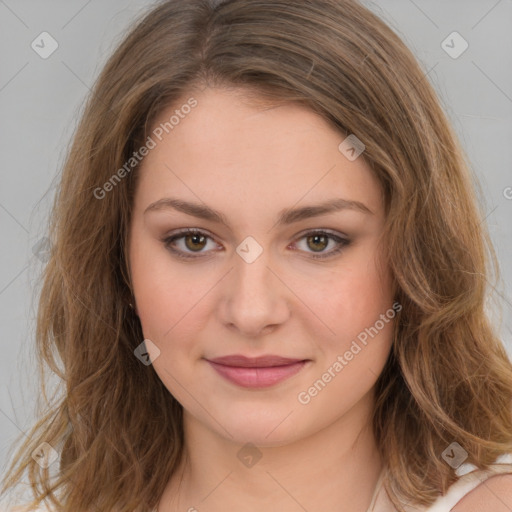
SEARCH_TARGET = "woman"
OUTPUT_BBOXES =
[2,0,512,511]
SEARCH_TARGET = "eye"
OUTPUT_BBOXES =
[291,230,351,259]
[163,229,219,259]
[162,229,351,260]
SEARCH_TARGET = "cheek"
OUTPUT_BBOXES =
[298,247,394,345]
[134,276,207,347]
[129,235,200,343]
[131,261,208,397]
[296,274,395,414]
[130,226,394,354]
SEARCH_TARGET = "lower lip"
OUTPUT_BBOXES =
[207,360,308,388]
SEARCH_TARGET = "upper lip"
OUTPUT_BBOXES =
[207,355,307,367]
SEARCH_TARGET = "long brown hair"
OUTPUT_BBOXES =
[2,0,512,510]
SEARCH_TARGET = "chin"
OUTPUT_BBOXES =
[211,404,309,447]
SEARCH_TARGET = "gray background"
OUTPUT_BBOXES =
[1,0,511,497]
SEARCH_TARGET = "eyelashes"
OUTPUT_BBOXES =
[163,229,218,260]
[162,228,351,261]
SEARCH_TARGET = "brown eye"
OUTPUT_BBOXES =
[164,229,350,261]
[293,230,351,259]
[184,232,207,252]
[306,234,329,252]
[163,229,218,259]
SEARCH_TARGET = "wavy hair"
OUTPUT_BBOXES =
[2,0,512,510]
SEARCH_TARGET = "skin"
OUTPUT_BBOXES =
[453,474,512,511]
[128,87,397,512]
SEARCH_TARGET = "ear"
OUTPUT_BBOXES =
[127,294,139,317]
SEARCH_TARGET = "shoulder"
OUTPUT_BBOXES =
[451,473,512,511]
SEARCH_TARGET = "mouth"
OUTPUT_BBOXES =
[206,355,310,388]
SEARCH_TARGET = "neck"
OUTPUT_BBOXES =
[159,387,383,512]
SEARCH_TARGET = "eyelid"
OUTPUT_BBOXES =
[290,229,350,260]
[162,228,351,260]
[162,228,220,260]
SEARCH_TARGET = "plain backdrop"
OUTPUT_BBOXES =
[1,0,511,498]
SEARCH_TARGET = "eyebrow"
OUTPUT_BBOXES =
[144,197,374,227]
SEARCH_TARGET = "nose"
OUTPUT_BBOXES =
[217,248,291,338]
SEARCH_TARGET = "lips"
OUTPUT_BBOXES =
[208,355,306,367]
[206,354,309,388]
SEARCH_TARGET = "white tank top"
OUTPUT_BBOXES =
[366,453,512,511]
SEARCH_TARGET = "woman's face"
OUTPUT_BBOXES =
[128,87,396,446]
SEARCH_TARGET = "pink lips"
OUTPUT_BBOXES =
[206,355,308,388]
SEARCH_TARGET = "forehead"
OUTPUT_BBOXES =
[134,87,383,220]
